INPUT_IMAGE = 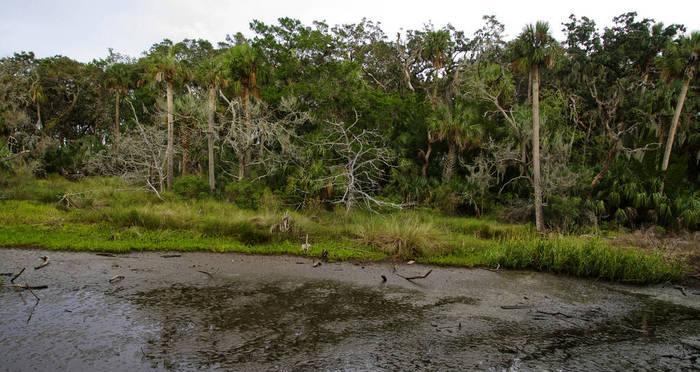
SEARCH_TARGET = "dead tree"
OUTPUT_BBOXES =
[314,111,400,212]
[217,95,308,181]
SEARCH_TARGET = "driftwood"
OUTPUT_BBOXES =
[109,275,125,284]
[673,285,688,296]
[197,270,213,278]
[4,283,48,290]
[11,268,26,283]
[393,265,432,281]
[34,256,49,270]
[536,310,574,318]
[270,211,292,233]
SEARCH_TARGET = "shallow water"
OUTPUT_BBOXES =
[1,250,699,371]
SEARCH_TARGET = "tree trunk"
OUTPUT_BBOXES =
[527,69,532,105]
[207,85,216,192]
[166,81,174,190]
[181,127,190,176]
[240,86,251,180]
[591,145,617,189]
[531,65,545,232]
[443,141,457,182]
[238,155,246,180]
[113,91,120,149]
[36,102,42,130]
[661,77,690,173]
[520,135,527,175]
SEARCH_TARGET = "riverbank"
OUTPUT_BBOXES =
[0,249,698,370]
[0,176,689,283]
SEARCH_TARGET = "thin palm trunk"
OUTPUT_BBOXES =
[661,77,690,173]
[166,81,174,190]
[531,65,545,232]
[36,102,42,130]
[113,91,120,149]
[443,141,457,182]
[207,85,216,192]
[181,127,190,176]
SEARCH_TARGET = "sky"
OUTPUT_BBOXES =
[1,0,699,62]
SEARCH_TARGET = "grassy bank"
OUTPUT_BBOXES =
[0,176,687,283]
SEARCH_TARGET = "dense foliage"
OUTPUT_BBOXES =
[1,12,698,232]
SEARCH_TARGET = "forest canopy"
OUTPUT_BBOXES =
[1,12,699,232]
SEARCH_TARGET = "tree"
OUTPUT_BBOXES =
[512,21,559,232]
[104,61,132,149]
[659,31,700,174]
[196,55,227,192]
[429,102,481,181]
[221,42,260,179]
[144,41,181,189]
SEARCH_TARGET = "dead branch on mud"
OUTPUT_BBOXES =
[197,270,213,278]
[393,266,432,281]
[34,256,49,270]
[109,275,125,284]
[10,267,25,283]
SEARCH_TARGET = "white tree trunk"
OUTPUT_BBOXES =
[531,65,544,232]
[166,81,174,190]
[661,77,690,173]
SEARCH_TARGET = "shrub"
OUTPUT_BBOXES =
[173,176,209,199]
[224,180,265,209]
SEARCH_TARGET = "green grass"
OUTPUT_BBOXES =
[0,176,688,283]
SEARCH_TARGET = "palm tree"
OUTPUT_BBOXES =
[430,102,481,181]
[29,72,44,130]
[196,55,228,192]
[221,43,259,179]
[659,31,700,175]
[512,21,559,233]
[104,62,131,149]
[145,43,180,190]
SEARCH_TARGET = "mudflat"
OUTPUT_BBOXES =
[1,249,699,371]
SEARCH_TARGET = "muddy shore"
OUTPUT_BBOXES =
[1,248,699,371]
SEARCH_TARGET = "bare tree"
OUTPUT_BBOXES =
[217,95,309,181]
[87,100,169,197]
[312,112,399,212]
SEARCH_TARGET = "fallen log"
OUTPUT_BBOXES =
[34,256,50,270]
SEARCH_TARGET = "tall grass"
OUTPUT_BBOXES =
[485,237,684,282]
[355,215,450,259]
[0,176,689,283]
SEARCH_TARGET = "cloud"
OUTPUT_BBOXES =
[1,0,698,61]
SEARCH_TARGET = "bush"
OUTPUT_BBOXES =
[224,180,265,209]
[173,176,209,199]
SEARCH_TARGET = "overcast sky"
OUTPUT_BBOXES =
[2,0,698,62]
